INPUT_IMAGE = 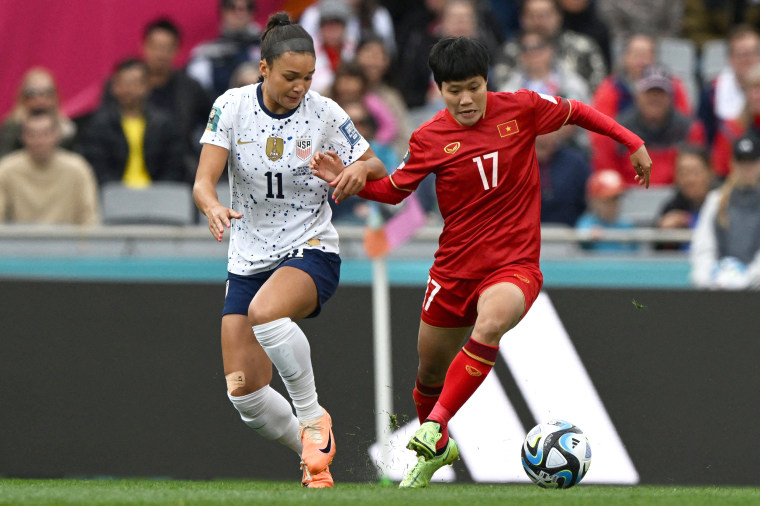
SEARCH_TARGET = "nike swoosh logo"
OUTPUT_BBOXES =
[319,431,332,454]
[237,139,254,145]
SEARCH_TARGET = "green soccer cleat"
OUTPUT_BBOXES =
[399,437,460,488]
[406,421,443,460]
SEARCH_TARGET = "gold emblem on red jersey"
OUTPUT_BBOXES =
[513,273,530,283]
[444,142,461,154]
[498,120,519,137]
[465,365,482,377]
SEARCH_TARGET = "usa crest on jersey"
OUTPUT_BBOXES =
[296,137,313,161]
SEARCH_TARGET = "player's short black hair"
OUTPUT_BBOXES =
[143,17,181,43]
[260,12,315,64]
[428,37,489,88]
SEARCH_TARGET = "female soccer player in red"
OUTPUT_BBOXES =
[312,36,652,488]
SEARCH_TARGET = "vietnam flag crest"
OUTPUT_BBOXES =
[497,120,519,137]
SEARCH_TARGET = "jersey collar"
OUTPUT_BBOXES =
[257,83,300,120]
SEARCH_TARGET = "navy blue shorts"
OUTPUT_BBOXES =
[222,249,341,318]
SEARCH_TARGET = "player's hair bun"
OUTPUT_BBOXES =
[266,12,292,30]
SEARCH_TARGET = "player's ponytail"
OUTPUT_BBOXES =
[260,12,315,64]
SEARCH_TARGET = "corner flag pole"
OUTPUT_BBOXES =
[372,255,393,479]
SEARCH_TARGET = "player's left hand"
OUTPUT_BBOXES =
[310,150,344,182]
[630,145,652,188]
[311,150,368,203]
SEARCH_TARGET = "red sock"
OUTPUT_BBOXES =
[427,338,499,450]
[412,377,442,424]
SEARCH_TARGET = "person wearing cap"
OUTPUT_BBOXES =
[576,169,638,251]
[593,64,706,186]
[590,34,693,173]
[691,133,760,289]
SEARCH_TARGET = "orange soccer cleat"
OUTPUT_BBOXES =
[299,407,336,474]
[301,461,334,488]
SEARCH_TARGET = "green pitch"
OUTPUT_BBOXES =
[1,479,759,505]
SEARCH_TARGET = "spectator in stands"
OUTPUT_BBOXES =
[229,61,261,88]
[0,68,77,157]
[355,34,412,154]
[187,0,262,99]
[558,0,612,70]
[80,59,185,187]
[141,18,213,179]
[536,128,590,226]
[658,145,715,231]
[711,63,760,178]
[597,0,684,48]
[309,0,356,94]
[299,0,397,58]
[492,0,607,92]
[592,34,693,123]
[328,61,398,149]
[698,25,760,146]
[0,110,99,225]
[691,133,760,289]
[395,0,502,110]
[682,0,760,49]
[500,31,590,151]
[576,169,638,252]
[596,65,706,185]
[499,31,590,102]
[591,35,693,174]
[394,0,445,109]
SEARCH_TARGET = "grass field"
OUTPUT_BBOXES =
[1,479,759,505]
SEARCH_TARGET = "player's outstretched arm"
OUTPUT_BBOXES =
[194,143,243,242]
[629,145,653,188]
[311,148,387,203]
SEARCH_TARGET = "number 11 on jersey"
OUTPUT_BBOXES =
[265,171,284,199]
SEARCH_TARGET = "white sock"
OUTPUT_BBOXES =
[253,317,323,421]
[228,386,302,455]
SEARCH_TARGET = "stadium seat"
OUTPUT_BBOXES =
[700,39,729,85]
[657,37,699,106]
[101,181,195,225]
[619,186,675,227]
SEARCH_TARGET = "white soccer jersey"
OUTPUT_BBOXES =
[201,83,369,275]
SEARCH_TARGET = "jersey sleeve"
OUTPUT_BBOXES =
[199,91,236,150]
[520,90,574,135]
[567,98,644,153]
[324,99,370,166]
[358,130,432,204]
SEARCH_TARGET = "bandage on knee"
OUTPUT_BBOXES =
[226,371,246,393]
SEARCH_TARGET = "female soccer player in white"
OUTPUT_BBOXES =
[193,12,386,488]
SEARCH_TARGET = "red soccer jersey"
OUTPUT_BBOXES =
[361,90,643,279]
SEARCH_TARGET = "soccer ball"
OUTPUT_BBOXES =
[521,419,591,489]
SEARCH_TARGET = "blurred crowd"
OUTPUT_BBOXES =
[2,0,760,288]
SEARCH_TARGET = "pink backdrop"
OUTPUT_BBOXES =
[0,0,287,119]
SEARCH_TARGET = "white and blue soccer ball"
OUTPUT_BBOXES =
[521,419,591,489]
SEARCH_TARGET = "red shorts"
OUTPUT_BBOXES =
[420,264,543,328]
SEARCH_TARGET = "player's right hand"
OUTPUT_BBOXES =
[205,204,242,242]
[630,145,653,188]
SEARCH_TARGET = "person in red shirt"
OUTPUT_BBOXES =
[312,36,652,488]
